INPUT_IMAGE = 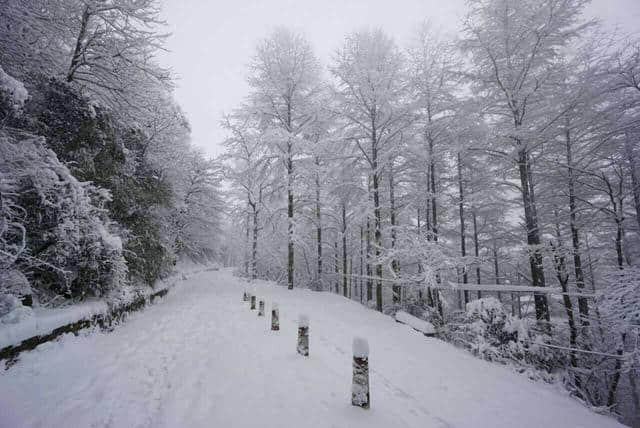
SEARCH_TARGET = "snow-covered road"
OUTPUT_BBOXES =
[0,269,623,428]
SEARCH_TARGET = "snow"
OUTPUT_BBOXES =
[298,313,309,327]
[0,300,108,350]
[0,65,28,108]
[0,261,209,350]
[353,336,369,358]
[0,295,32,324]
[465,297,504,316]
[272,302,279,310]
[395,310,436,336]
[0,268,623,428]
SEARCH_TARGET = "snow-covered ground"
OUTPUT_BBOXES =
[0,262,214,350]
[0,269,623,428]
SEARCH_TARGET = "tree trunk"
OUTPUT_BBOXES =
[457,152,469,305]
[625,136,640,236]
[349,256,353,299]
[390,163,400,303]
[517,148,549,321]
[615,218,624,269]
[316,160,323,289]
[244,207,250,276]
[286,99,295,290]
[472,210,481,298]
[67,6,91,82]
[429,135,438,240]
[492,237,501,301]
[565,123,589,324]
[342,203,348,297]
[608,333,626,408]
[252,204,258,280]
[369,120,383,312]
[335,240,340,293]
[551,211,580,390]
[366,218,372,302]
[360,226,364,303]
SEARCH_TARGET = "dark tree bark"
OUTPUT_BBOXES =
[564,123,589,324]
[360,226,364,303]
[550,211,580,390]
[457,152,469,305]
[334,240,340,293]
[286,102,295,290]
[389,163,400,303]
[492,236,501,301]
[472,210,481,298]
[608,333,626,409]
[366,218,372,302]
[429,135,438,241]
[517,148,549,321]
[625,136,640,236]
[342,203,348,297]
[67,6,91,82]
[244,208,250,276]
[316,159,323,290]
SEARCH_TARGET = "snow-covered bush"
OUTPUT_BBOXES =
[0,294,33,323]
[384,300,444,329]
[451,297,562,374]
[0,65,28,123]
[0,131,127,302]
[21,78,179,286]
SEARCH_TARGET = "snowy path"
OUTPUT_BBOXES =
[0,269,622,428]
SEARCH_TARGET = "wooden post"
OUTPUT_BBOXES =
[243,292,248,302]
[352,337,370,409]
[297,315,309,356]
[258,300,265,316]
[271,303,279,331]
[250,295,256,310]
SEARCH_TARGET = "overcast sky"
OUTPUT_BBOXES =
[158,0,640,158]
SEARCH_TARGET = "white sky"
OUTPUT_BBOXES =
[158,0,640,158]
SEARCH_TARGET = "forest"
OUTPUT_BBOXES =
[220,0,640,422]
[0,0,223,323]
[0,0,639,426]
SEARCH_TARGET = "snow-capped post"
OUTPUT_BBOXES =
[271,303,279,331]
[351,337,370,409]
[297,314,309,356]
[258,300,265,316]
[243,291,248,302]
[250,295,256,310]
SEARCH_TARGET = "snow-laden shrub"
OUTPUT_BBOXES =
[384,300,444,329]
[0,294,33,323]
[0,65,28,121]
[0,132,127,302]
[600,266,640,329]
[0,270,30,295]
[452,297,562,375]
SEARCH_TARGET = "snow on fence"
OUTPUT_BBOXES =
[439,281,597,299]
[0,287,170,367]
[394,311,436,336]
